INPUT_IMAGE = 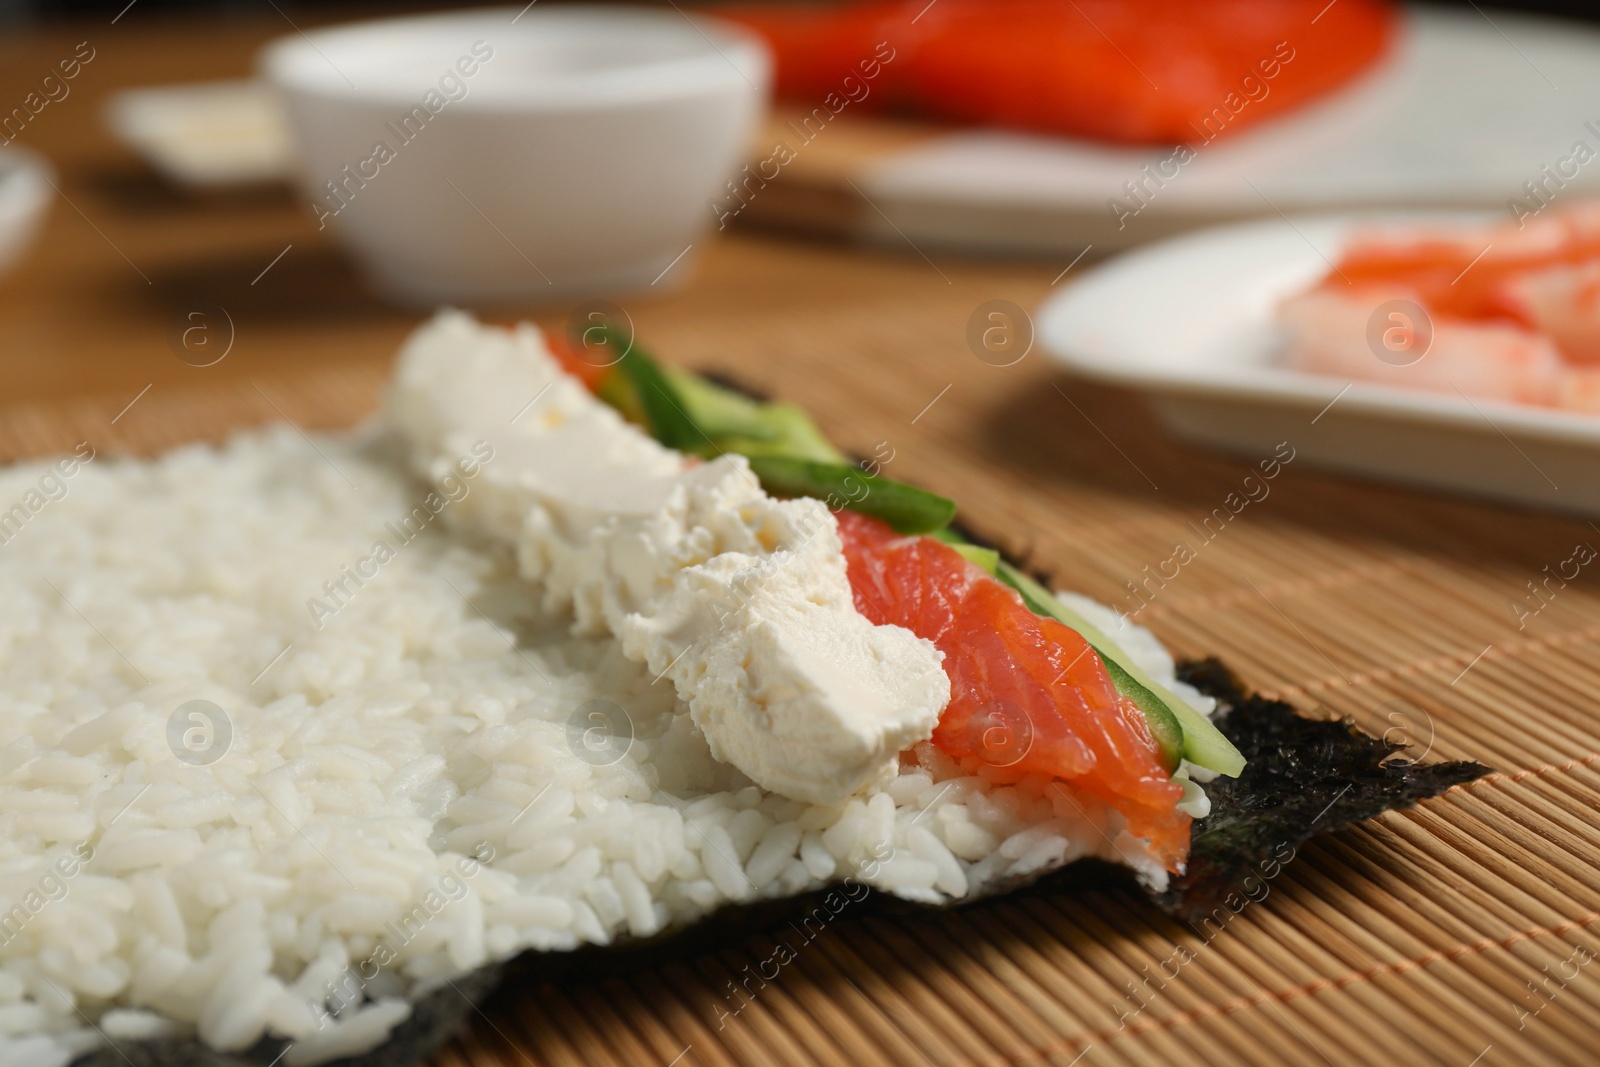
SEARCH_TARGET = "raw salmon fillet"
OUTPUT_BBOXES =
[836,510,1189,866]
[720,0,1396,144]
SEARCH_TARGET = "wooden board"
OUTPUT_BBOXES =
[5,13,1600,1067]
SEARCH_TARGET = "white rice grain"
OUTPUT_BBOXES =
[744,823,802,887]
[0,428,1189,1064]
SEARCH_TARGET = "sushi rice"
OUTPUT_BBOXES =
[0,387,1217,1064]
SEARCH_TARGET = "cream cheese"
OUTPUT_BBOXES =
[388,312,949,804]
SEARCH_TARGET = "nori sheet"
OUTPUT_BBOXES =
[73,660,1488,1066]
[1159,657,1490,922]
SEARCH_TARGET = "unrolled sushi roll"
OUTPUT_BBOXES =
[0,312,1483,1067]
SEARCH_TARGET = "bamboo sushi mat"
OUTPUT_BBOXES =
[5,276,1600,1067]
[6,14,1599,1049]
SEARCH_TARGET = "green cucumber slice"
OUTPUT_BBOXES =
[1101,656,1185,774]
[949,542,1000,574]
[745,456,956,535]
[663,369,783,445]
[709,402,846,464]
[598,338,846,465]
[599,328,705,453]
[929,527,1000,574]
[996,562,1244,778]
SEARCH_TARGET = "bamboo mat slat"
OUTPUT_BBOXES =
[5,319,1599,1067]
[11,14,1597,1066]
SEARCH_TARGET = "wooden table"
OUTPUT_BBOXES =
[5,13,1600,1067]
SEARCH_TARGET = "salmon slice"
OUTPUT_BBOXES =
[1333,201,1600,333]
[1279,287,1566,406]
[718,0,1396,145]
[836,510,1189,866]
[1281,201,1600,408]
[544,331,614,391]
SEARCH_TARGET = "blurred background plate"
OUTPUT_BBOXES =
[738,6,1600,254]
[0,145,52,281]
[104,79,294,187]
[103,6,1600,260]
[1035,213,1600,517]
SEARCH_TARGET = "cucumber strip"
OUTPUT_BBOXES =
[604,344,847,464]
[998,563,1182,771]
[1100,656,1185,774]
[745,456,957,535]
[710,403,846,464]
[664,369,783,444]
[949,542,999,574]
[596,328,706,453]
[586,335,945,532]
[931,529,1183,772]
[751,403,847,463]
[997,565,1184,772]
[996,562,1245,778]
[930,528,1000,574]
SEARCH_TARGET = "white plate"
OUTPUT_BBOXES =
[0,147,51,280]
[104,80,294,187]
[859,6,1600,253]
[1035,213,1600,516]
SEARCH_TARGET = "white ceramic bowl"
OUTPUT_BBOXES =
[262,5,769,305]
[0,147,52,281]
